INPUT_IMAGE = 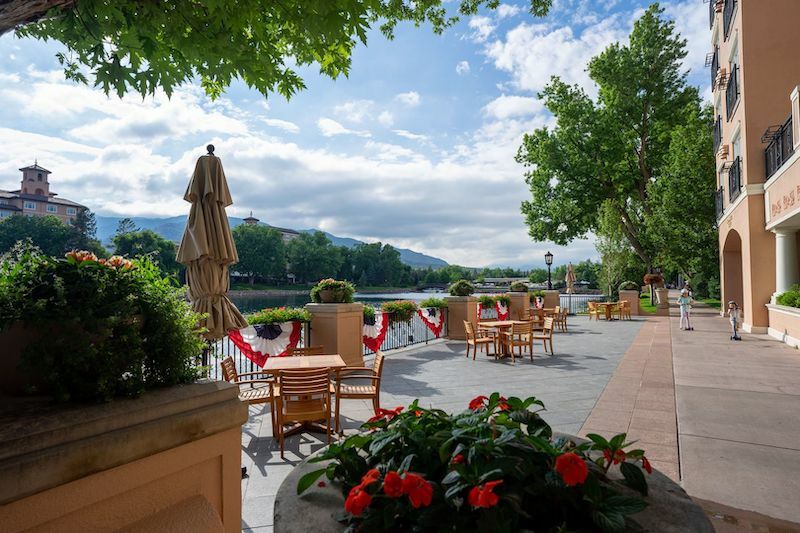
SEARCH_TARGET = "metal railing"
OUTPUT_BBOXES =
[709,0,715,29]
[728,156,742,203]
[363,308,449,356]
[560,294,607,314]
[723,0,736,40]
[710,47,719,88]
[713,115,722,153]
[765,115,794,179]
[715,186,725,219]
[726,65,739,120]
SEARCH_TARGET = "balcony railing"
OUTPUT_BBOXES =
[765,115,795,179]
[710,47,719,89]
[726,65,739,120]
[728,156,742,203]
[713,115,722,153]
[715,186,724,219]
[723,0,737,40]
[709,0,715,29]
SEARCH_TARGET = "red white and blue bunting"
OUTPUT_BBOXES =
[228,321,302,367]
[418,307,445,337]
[495,301,509,321]
[533,296,543,309]
[363,310,389,352]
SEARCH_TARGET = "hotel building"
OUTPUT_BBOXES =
[0,163,86,225]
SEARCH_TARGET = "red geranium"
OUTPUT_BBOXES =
[383,471,403,497]
[555,452,588,486]
[345,485,372,516]
[367,406,404,423]
[401,473,433,508]
[497,396,511,411]
[361,468,381,487]
[468,479,503,508]
[641,456,653,474]
[469,395,488,410]
[450,454,465,465]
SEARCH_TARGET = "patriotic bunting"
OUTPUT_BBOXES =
[495,300,509,320]
[418,307,445,337]
[363,310,389,352]
[228,321,303,367]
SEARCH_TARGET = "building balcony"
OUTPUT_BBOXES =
[726,65,739,120]
[713,115,722,154]
[723,0,737,40]
[715,186,725,219]
[765,115,795,180]
[728,156,742,203]
[710,47,719,89]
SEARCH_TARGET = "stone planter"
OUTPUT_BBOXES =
[318,289,343,303]
[444,296,477,340]
[542,289,560,310]
[505,292,530,321]
[655,287,670,308]
[274,441,713,533]
[619,290,641,316]
[306,303,364,367]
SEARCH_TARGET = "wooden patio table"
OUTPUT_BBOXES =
[595,302,619,321]
[478,320,529,357]
[264,354,346,437]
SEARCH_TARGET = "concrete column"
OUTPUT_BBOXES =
[619,290,641,316]
[542,290,560,310]
[791,86,799,150]
[444,296,477,340]
[305,303,364,367]
[773,229,800,298]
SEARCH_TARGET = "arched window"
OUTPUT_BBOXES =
[37,173,43,181]
[35,188,44,196]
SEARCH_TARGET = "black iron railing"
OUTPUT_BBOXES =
[709,0,715,29]
[713,115,722,153]
[723,0,736,40]
[715,186,724,219]
[710,47,719,89]
[765,115,795,179]
[726,65,739,120]
[728,156,742,203]
[363,308,449,356]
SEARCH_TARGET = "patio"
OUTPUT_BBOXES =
[239,315,645,531]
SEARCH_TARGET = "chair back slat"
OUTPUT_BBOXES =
[463,320,475,339]
[220,356,238,382]
[543,317,555,332]
[288,345,325,357]
[279,368,331,396]
[512,322,532,335]
[374,351,386,378]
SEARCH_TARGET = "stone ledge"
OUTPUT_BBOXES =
[0,380,247,504]
[305,303,363,314]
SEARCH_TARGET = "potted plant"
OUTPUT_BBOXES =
[448,279,474,297]
[363,305,377,325]
[381,300,419,323]
[642,274,663,287]
[618,281,639,292]
[311,278,355,304]
[296,393,665,532]
[419,297,447,310]
[476,295,496,308]
[0,243,205,402]
[509,281,529,292]
[495,295,511,307]
[247,307,311,325]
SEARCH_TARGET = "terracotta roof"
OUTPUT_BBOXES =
[18,163,51,174]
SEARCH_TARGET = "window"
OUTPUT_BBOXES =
[66,207,77,215]
[732,132,742,160]
[24,201,36,210]
[0,199,7,205]
[46,205,58,213]
[37,173,42,181]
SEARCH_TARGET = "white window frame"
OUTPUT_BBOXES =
[46,205,58,213]
[23,201,36,210]
[66,207,77,215]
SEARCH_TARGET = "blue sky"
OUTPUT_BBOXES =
[0,0,709,268]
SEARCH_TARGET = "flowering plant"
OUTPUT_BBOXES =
[381,300,418,322]
[509,281,529,292]
[448,279,474,296]
[298,393,652,532]
[310,278,355,303]
[476,294,496,308]
[418,297,447,309]
[247,306,311,325]
[495,294,511,306]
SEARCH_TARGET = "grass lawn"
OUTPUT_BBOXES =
[699,298,721,309]
[639,294,657,314]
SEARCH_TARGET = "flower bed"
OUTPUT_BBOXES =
[298,393,656,532]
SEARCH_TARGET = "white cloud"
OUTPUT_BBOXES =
[497,4,522,19]
[469,16,496,43]
[377,111,394,127]
[456,60,471,75]
[316,118,371,138]
[393,129,428,141]
[394,91,421,107]
[262,118,300,133]
[334,99,375,123]
[482,95,544,120]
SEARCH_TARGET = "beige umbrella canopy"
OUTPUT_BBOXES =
[565,263,577,295]
[177,145,247,340]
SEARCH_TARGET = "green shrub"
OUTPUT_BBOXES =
[448,279,474,297]
[529,290,544,303]
[381,300,418,322]
[477,294,496,307]
[776,285,800,308]
[495,294,511,306]
[510,281,528,292]
[419,297,447,309]
[618,281,639,292]
[0,243,204,402]
[363,305,376,322]
[310,278,355,303]
[247,307,311,324]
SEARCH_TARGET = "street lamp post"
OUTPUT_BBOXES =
[545,251,553,290]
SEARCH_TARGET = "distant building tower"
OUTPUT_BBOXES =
[20,161,51,197]
[243,211,259,226]
[0,161,86,223]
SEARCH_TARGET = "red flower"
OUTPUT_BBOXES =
[414,410,423,417]
[613,449,626,464]
[344,485,372,516]
[450,454,465,465]
[401,473,433,508]
[383,471,403,498]
[555,452,589,487]
[641,456,653,474]
[317,481,327,488]
[360,468,381,487]
[468,479,503,508]
[497,396,511,411]
[367,406,404,423]
[469,395,488,411]
[603,449,612,464]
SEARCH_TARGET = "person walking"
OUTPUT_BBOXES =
[728,301,742,341]
[677,289,694,331]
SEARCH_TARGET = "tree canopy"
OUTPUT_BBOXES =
[517,4,703,271]
[286,231,343,283]
[232,224,286,284]
[0,211,106,257]
[113,229,180,275]
[4,0,551,100]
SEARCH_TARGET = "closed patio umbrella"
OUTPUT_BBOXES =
[565,262,577,294]
[177,145,247,340]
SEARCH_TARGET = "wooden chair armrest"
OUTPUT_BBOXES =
[338,374,381,382]
[236,370,275,378]
[233,379,275,386]
[338,366,373,372]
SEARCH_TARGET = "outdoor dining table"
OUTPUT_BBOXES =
[263,353,346,436]
[478,320,529,357]
[595,302,619,321]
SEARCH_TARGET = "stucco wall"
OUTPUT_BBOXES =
[767,304,800,348]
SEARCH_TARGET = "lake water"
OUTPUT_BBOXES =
[230,291,442,313]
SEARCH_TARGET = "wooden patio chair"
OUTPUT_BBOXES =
[477,317,500,341]
[619,300,632,320]
[334,351,385,434]
[275,367,333,459]
[610,302,622,320]
[555,307,568,331]
[464,320,496,360]
[532,317,555,355]
[587,301,600,321]
[500,321,534,362]
[287,345,325,356]
[220,356,278,436]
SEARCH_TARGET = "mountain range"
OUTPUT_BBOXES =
[94,215,449,269]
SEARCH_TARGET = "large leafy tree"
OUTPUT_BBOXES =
[113,229,180,275]
[66,208,106,256]
[286,231,343,283]
[3,0,550,99]
[232,224,286,285]
[517,4,701,270]
[0,215,73,256]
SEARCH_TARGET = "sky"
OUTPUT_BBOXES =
[0,0,710,269]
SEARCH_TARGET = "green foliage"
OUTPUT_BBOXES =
[477,294,496,307]
[517,5,701,269]
[350,242,413,287]
[381,300,418,322]
[509,281,528,292]
[528,267,548,283]
[0,243,204,402]
[529,290,545,303]
[247,306,310,325]
[310,278,355,303]
[448,279,474,297]
[363,305,376,322]
[639,294,657,314]
[0,214,96,257]
[495,295,511,306]
[776,285,800,308]
[13,1,550,100]
[302,393,651,531]
[287,232,343,283]
[112,229,180,276]
[419,297,447,309]
[617,281,639,292]
[232,224,286,284]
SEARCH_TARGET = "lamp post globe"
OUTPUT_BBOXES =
[544,251,553,290]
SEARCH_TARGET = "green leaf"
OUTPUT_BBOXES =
[604,495,648,516]
[585,433,611,448]
[609,433,627,449]
[619,461,648,496]
[296,467,327,494]
[441,470,461,485]
[592,510,626,532]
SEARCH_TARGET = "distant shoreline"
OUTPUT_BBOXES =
[228,287,413,298]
